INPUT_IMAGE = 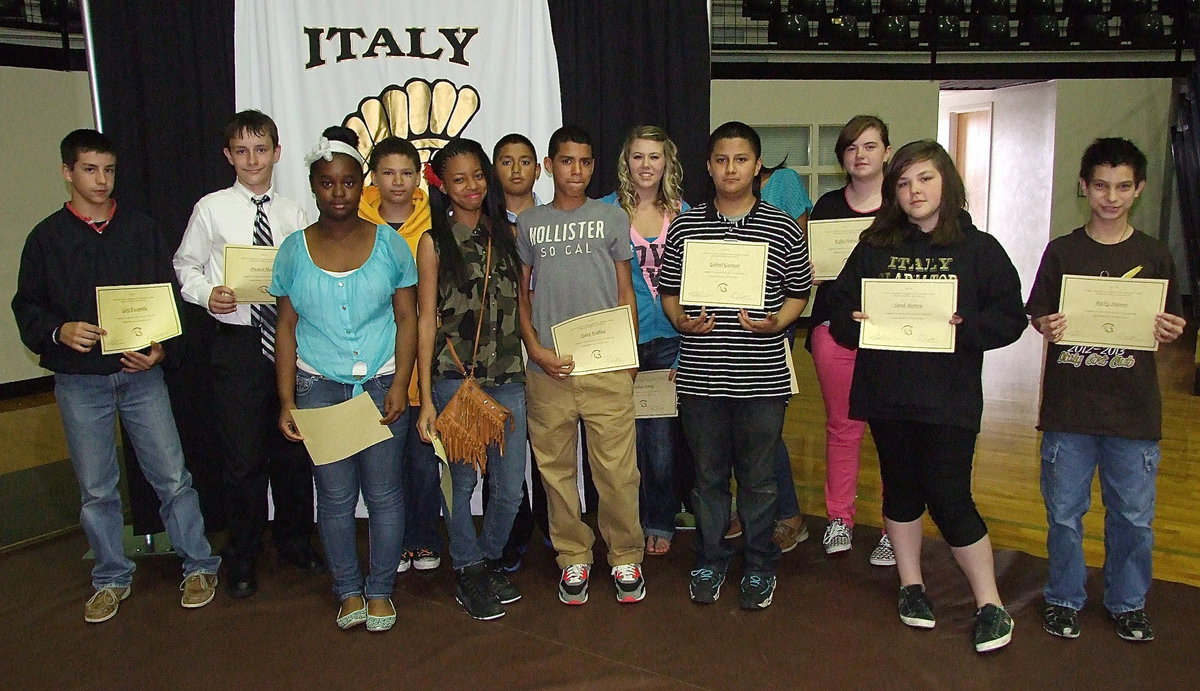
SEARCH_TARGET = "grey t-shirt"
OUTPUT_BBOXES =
[516,198,633,373]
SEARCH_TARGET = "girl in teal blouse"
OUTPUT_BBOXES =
[272,126,418,633]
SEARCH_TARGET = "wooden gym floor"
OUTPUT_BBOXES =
[784,321,1200,588]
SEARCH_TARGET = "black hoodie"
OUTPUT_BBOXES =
[827,212,1026,432]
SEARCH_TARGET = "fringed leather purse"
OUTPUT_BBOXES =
[433,237,513,471]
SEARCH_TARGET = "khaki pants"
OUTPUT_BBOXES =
[526,368,643,568]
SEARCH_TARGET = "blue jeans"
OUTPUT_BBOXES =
[1041,431,1159,613]
[296,372,407,601]
[773,326,801,521]
[772,438,801,521]
[636,337,680,539]
[433,378,528,571]
[681,394,787,576]
[1036,431,1156,614]
[55,368,220,590]
[402,406,442,553]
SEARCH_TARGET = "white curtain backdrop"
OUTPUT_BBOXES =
[234,0,562,219]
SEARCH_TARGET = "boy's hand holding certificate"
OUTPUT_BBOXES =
[95,283,182,355]
[859,278,958,353]
[1057,274,1168,351]
[551,305,639,376]
[679,239,769,309]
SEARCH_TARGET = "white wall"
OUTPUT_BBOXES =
[1052,79,1174,240]
[711,80,941,149]
[940,83,1058,290]
[989,82,1059,295]
[0,67,95,384]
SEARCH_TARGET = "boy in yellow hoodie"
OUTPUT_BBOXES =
[358,137,441,572]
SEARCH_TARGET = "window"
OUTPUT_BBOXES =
[756,124,848,201]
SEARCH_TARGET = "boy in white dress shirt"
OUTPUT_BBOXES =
[173,110,321,599]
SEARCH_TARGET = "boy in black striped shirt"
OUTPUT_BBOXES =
[659,122,810,609]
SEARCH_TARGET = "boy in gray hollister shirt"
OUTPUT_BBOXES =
[516,125,645,607]
[518,201,631,358]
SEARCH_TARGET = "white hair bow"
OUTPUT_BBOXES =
[304,136,365,168]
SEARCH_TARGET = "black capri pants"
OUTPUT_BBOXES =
[868,418,988,548]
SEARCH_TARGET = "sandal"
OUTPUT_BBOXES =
[645,534,671,556]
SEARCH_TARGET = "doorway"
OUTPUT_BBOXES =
[946,104,993,233]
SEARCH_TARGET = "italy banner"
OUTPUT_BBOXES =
[234,0,562,218]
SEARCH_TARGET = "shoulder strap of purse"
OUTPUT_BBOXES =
[444,235,493,377]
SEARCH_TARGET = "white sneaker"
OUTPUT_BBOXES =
[822,518,853,555]
[870,534,897,566]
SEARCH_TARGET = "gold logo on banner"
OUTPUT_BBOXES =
[342,78,481,185]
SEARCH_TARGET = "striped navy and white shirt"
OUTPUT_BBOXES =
[658,199,811,399]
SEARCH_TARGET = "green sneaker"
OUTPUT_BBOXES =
[974,604,1014,653]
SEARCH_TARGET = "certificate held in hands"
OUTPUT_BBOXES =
[633,369,677,418]
[551,305,639,376]
[1058,274,1168,351]
[95,283,183,355]
[679,239,769,309]
[223,244,278,304]
[859,278,958,353]
[809,217,872,280]
[290,392,394,465]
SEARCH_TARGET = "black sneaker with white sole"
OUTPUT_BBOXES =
[739,573,776,610]
[455,563,504,621]
[688,568,725,604]
[973,603,1014,653]
[484,561,521,604]
[898,584,936,629]
[1111,609,1155,642]
[1043,604,1080,639]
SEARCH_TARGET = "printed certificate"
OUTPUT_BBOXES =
[223,244,278,304]
[551,305,639,376]
[290,392,394,466]
[859,278,958,353]
[679,239,769,309]
[1058,274,1168,351]
[633,369,677,418]
[809,217,872,280]
[95,283,183,355]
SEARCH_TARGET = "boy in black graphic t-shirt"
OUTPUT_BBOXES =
[1027,138,1186,643]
